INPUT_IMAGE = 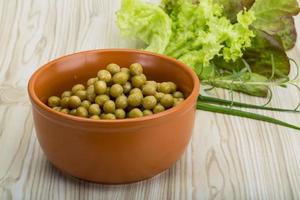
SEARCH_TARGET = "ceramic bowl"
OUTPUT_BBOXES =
[28,49,200,184]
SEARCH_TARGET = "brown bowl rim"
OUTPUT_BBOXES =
[28,49,200,124]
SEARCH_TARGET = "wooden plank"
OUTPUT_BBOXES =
[0,0,299,199]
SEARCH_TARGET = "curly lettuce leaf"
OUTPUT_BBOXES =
[116,0,172,53]
[116,0,295,97]
[214,29,290,79]
[250,0,300,35]
[212,0,254,21]
[212,0,299,50]
[161,0,255,77]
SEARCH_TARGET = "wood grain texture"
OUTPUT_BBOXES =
[0,0,299,199]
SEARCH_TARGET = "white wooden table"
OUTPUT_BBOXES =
[0,1,300,199]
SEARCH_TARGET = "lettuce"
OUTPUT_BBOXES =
[116,0,172,53]
[164,0,255,67]
[212,0,300,49]
[276,17,298,50]
[250,0,300,34]
[116,0,299,97]
[214,30,290,78]
[118,0,255,79]
[212,0,255,22]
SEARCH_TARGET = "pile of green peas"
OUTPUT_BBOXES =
[47,63,185,119]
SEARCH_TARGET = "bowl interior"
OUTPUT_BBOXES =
[33,50,195,104]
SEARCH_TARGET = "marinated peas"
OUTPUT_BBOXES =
[47,63,185,119]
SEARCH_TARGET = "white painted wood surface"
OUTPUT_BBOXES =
[0,1,300,199]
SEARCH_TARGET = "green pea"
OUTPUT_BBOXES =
[174,98,184,106]
[76,106,88,118]
[173,91,184,98]
[52,107,62,112]
[154,92,164,101]
[47,62,184,120]
[103,100,116,113]
[120,67,130,76]
[60,108,70,114]
[129,63,143,76]
[101,113,116,120]
[94,80,107,95]
[60,97,69,108]
[110,84,123,98]
[61,91,72,98]
[123,82,132,94]
[129,88,142,95]
[48,96,60,107]
[128,108,143,118]
[70,109,77,115]
[115,95,128,109]
[112,72,129,85]
[142,84,156,96]
[88,104,101,115]
[143,110,153,116]
[128,93,143,107]
[140,74,147,82]
[115,109,126,119]
[97,69,112,83]
[95,95,110,106]
[106,63,121,75]
[168,82,177,93]
[160,94,174,108]
[131,75,145,88]
[158,82,172,94]
[142,96,157,110]
[90,115,100,120]
[72,84,85,94]
[69,96,81,109]
[145,81,158,89]
[106,113,116,120]
[81,100,91,109]
[153,104,165,113]
[74,90,87,100]
[86,85,96,102]
[87,77,98,86]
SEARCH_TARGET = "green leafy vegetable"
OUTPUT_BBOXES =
[250,0,300,35]
[208,28,291,96]
[163,0,256,67]
[242,30,290,78]
[214,30,290,79]
[276,17,298,50]
[212,0,255,21]
[116,0,172,53]
[213,0,300,50]
[118,0,255,79]
[116,0,299,97]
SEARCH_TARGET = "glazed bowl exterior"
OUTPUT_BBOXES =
[28,49,200,184]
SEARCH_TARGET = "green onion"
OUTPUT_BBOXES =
[198,95,300,113]
[197,102,300,131]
